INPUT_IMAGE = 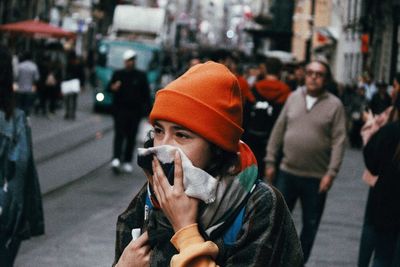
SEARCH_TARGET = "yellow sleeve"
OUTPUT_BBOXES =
[170,224,219,267]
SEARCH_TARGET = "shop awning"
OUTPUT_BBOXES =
[0,20,76,39]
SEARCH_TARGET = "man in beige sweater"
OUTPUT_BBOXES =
[264,60,346,263]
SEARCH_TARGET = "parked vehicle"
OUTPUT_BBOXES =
[93,5,166,112]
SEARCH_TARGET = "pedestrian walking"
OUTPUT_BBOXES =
[363,100,400,266]
[349,86,368,148]
[287,61,306,91]
[369,81,392,115]
[15,52,40,116]
[361,72,377,102]
[358,73,400,267]
[0,46,44,266]
[243,57,291,177]
[216,52,255,129]
[110,49,151,174]
[215,51,255,108]
[38,59,61,116]
[113,62,303,267]
[63,51,85,120]
[264,60,347,263]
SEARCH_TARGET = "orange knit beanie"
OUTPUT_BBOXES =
[149,61,243,152]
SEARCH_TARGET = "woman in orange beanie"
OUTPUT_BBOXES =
[113,61,303,267]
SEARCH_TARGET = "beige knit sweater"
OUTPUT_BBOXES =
[265,88,347,178]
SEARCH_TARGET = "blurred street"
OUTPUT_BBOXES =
[13,89,368,266]
[1,0,397,266]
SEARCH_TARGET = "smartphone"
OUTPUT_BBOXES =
[137,153,175,185]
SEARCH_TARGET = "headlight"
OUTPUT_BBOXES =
[96,93,105,102]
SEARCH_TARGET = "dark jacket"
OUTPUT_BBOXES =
[109,68,151,116]
[364,121,400,231]
[114,182,303,267]
[0,109,44,245]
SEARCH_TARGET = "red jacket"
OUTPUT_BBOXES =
[254,79,291,105]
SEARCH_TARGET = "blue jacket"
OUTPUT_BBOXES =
[0,109,44,245]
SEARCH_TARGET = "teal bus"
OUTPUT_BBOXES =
[93,39,162,112]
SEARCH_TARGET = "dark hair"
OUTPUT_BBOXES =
[0,46,15,120]
[206,144,239,177]
[20,51,32,62]
[265,57,283,76]
[144,130,239,178]
[212,49,231,62]
[295,61,307,69]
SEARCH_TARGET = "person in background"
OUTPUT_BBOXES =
[37,58,61,116]
[113,61,303,267]
[349,86,368,148]
[369,81,392,115]
[287,62,306,91]
[64,51,85,120]
[110,49,151,174]
[0,46,44,266]
[363,95,400,266]
[216,52,255,110]
[265,60,347,263]
[358,73,400,267]
[243,57,291,176]
[188,57,201,68]
[361,72,377,102]
[15,52,40,117]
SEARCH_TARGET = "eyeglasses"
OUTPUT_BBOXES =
[305,70,326,78]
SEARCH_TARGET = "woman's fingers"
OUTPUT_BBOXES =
[173,151,184,192]
[152,158,166,203]
[135,231,149,246]
[152,156,170,189]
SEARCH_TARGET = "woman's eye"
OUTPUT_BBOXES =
[154,127,163,135]
[176,132,190,139]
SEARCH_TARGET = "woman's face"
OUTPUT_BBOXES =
[153,120,213,170]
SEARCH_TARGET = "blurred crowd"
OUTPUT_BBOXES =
[160,49,399,150]
[12,50,86,120]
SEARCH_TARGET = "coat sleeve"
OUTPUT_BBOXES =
[113,185,147,266]
[108,71,120,93]
[170,224,219,267]
[170,184,303,267]
[326,103,347,178]
[264,98,289,167]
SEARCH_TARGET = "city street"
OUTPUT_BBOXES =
[12,89,369,266]
[1,1,397,266]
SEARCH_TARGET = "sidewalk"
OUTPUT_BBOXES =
[303,148,368,266]
[29,89,151,194]
[29,89,114,194]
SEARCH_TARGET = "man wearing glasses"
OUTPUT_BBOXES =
[264,60,347,263]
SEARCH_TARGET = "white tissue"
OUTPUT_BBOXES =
[137,145,218,203]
